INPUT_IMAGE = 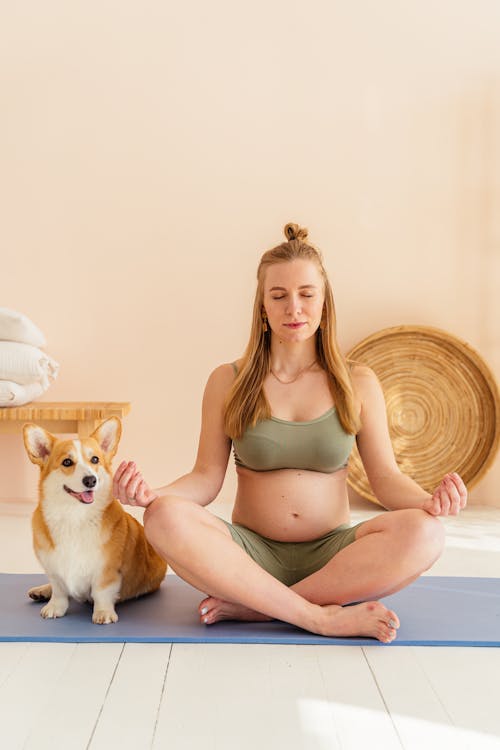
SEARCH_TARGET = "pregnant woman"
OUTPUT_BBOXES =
[113,222,467,643]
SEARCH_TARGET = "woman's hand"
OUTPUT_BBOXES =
[113,461,159,507]
[422,472,468,516]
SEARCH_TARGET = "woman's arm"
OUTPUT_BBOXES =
[113,364,234,508]
[353,365,467,515]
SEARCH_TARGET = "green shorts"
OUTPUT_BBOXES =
[221,519,364,586]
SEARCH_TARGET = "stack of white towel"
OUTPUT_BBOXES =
[0,308,60,407]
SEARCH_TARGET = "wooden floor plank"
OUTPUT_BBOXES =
[415,647,500,747]
[153,643,402,750]
[89,643,172,750]
[307,645,403,749]
[0,642,31,688]
[0,643,76,750]
[154,644,298,750]
[22,643,123,750]
[364,646,470,749]
[154,643,332,750]
[364,646,500,749]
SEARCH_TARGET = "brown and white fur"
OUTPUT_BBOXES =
[23,417,167,624]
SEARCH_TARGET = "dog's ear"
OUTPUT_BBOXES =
[91,417,122,459]
[23,423,56,466]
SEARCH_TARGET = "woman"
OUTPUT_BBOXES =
[113,223,467,643]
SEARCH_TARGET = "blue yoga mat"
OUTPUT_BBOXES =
[1,574,499,646]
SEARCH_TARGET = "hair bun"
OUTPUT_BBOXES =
[284,223,308,242]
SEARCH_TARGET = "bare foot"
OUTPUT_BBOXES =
[198,596,400,643]
[198,596,272,625]
[318,601,400,644]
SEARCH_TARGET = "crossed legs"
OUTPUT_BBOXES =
[143,497,445,643]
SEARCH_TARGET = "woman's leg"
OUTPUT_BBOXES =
[143,495,400,642]
[201,509,444,623]
[291,509,445,605]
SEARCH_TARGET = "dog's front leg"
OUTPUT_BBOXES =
[40,578,69,619]
[91,579,121,624]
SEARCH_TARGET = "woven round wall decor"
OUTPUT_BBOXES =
[346,325,500,505]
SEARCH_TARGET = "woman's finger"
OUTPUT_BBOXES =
[118,462,136,491]
[115,465,137,503]
[126,472,143,500]
[436,487,450,516]
[449,472,468,508]
[136,480,147,504]
[112,461,128,495]
[444,477,461,513]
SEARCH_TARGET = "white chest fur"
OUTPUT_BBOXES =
[37,499,109,603]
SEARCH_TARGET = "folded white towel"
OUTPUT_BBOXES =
[0,342,59,390]
[0,380,46,407]
[0,308,46,348]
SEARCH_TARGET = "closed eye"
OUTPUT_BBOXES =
[272,294,314,300]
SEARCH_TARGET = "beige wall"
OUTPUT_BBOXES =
[1,1,499,505]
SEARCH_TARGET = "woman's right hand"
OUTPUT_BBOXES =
[113,461,159,507]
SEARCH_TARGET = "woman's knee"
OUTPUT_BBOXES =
[143,494,192,544]
[400,509,445,563]
[143,494,230,547]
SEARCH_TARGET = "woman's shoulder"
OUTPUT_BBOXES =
[200,363,238,410]
[219,358,244,376]
[349,363,383,407]
[349,362,377,382]
[206,359,242,388]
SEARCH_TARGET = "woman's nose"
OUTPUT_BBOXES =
[285,295,302,315]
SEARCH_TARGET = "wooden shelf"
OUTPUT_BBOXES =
[0,401,131,437]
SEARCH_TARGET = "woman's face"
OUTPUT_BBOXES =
[262,258,325,343]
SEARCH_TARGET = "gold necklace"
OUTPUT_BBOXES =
[270,360,317,385]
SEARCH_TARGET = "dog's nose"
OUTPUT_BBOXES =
[82,475,97,489]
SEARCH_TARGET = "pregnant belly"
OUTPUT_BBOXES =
[232,465,351,542]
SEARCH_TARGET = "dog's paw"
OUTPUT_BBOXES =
[28,584,52,602]
[40,601,68,619]
[92,609,118,625]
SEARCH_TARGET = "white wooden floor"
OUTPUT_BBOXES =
[1,496,500,750]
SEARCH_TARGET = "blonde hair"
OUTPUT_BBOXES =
[224,222,361,439]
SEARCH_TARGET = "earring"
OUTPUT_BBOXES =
[262,314,268,333]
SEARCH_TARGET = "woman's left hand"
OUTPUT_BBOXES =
[422,472,468,516]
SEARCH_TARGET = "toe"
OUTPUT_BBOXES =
[378,624,393,644]
[198,596,215,616]
[202,607,220,625]
[199,596,223,624]
[387,609,400,629]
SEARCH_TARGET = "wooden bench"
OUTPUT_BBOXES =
[0,402,131,438]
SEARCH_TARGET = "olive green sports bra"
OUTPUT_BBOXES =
[230,362,355,474]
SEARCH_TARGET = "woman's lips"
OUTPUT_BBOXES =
[284,322,306,329]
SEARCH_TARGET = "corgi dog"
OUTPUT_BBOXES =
[23,417,167,624]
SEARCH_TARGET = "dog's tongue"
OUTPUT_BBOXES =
[78,491,94,504]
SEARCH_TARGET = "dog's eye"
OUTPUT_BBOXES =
[62,458,73,467]
[91,456,99,464]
